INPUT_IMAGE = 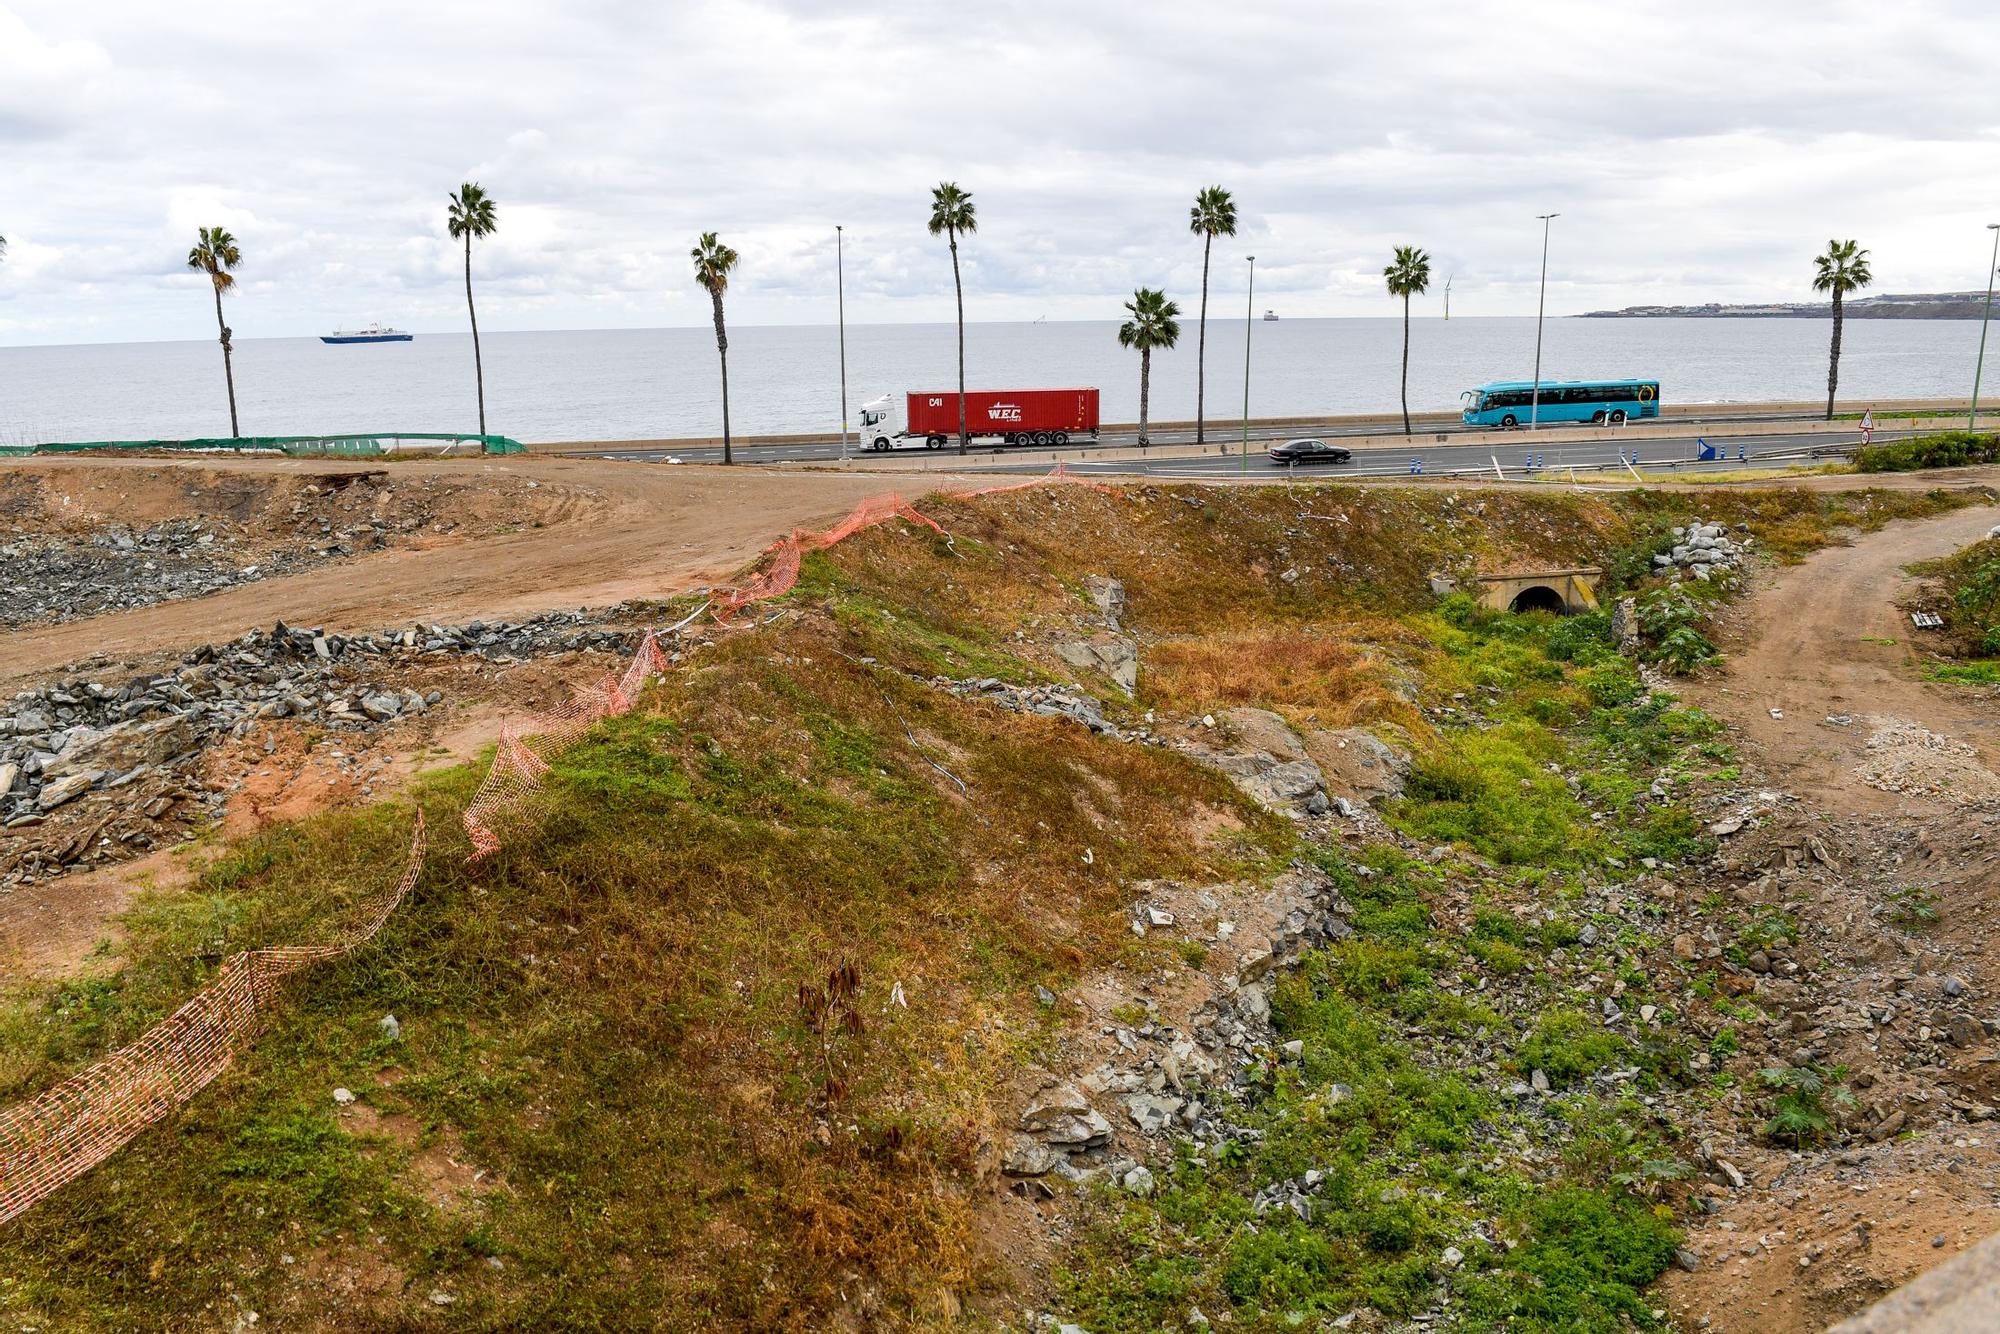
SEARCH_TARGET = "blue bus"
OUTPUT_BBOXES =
[1461,379,1660,428]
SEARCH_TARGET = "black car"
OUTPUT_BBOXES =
[1268,438,1352,465]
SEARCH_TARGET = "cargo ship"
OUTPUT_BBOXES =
[320,324,413,344]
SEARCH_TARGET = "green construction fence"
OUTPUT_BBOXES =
[0,432,525,459]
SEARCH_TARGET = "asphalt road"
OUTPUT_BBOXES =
[591,424,1884,480]
[587,406,1867,467]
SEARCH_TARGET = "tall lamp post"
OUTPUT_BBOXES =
[1530,212,1559,430]
[1240,255,1256,472]
[836,225,850,461]
[1970,223,2000,433]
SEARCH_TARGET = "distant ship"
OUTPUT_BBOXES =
[321,324,413,344]
[1262,310,1279,321]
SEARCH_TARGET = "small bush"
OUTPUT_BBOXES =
[1517,1010,1629,1086]
[1221,1224,1337,1309]
[1854,430,2000,473]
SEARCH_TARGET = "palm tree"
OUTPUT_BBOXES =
[692,232,740,465]
[447,183,499,436]
[1383,245,1433,436]
[927,183,977,454]
[186,227,243,436]
[1118,288,1182,446]
[1188,187,1237,446]
[1812,239,1873,420]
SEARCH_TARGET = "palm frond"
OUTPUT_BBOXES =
[1117,286,1182,351]
[692,231,739,296]
[928,182,976,238]
[1384,244,1432,297]
[1189,185,1237,238]
[448,182,500,240]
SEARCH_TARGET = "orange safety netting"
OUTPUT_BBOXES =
[0,468,1115,1228]
[0,813,428,1227]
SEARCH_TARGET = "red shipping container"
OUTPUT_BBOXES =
[905,388,1099,439]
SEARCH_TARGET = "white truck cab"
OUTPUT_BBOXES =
[856,395,905,451]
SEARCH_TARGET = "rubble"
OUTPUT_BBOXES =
[1,610,639,885]
[1653,519,1752,582]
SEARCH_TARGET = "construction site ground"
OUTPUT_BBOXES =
[6,450,2000,1330]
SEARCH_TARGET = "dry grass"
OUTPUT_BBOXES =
[1143,625,1424,732]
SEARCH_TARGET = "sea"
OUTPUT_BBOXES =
[1,316,1990,446]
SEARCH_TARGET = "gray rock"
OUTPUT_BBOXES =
[359,693,403,722]
[37,772,98,811]
[1001,1136,1063,1177]
[1125,1094,1184,1135]
[1121,1165,1156,1196]
[378,1014,402,1042]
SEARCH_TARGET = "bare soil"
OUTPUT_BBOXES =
[1662,499,2000,1330]
[0,456,919,691]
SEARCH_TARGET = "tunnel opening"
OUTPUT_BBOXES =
[1508,584,1568,615]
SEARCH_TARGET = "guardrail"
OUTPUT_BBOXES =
[0,432,525,459]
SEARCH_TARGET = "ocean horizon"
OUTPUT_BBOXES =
[2,315,1989,446]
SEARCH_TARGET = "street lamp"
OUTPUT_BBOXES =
[836,225,850,462]
[1530,212,1559,430]
[1241,255,1256,472]
[1971,223,2000,433]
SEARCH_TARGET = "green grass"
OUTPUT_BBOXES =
[6,476,1965,1330]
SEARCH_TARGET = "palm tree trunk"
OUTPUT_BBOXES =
[712,291,732,466]
[1139,346,1151,444]
[1400,292,1412,436]
[213,284,239,437]
[465,233,486,437]
[951,233,966,455]
[1826,288,1843,420]
[1196,234,1212,446]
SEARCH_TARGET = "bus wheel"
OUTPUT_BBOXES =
[1591,411,1607,425]
[1501,414,1518,428]
[1052,431,1069,446]
[1609,410,1627,425]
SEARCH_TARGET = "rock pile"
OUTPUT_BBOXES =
[0,520,337,627]
[2,610,635,882]
[1002,865,1356,1193]
[1653,519,1751,581]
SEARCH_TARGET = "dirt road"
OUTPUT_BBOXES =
[0,456,928,690]
[1663,501,2000,1331]
[1705,501,2000,814]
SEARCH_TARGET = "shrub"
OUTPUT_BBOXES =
[1854,430,2000,473]
[1221,1224,1337,1309]
[1517,1009,1629,1086]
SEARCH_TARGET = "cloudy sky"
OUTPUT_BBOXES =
[3,0,1997,345]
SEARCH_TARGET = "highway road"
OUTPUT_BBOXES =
[584,406,1878,468]
[587,423,1886,481]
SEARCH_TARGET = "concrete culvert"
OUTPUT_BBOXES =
[1508,585,1568,615]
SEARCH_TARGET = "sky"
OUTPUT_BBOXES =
[2,0,1998,345]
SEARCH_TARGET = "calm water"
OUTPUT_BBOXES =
[1,317,1990,445]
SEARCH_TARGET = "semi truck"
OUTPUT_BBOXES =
[854,388,1101,450]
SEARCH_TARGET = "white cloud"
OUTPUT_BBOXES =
[1,0,1998,343]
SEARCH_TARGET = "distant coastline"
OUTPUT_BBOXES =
[1580,292,1990,320]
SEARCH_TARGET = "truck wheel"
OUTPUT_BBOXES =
[1053,431,1069,446]
[925,435,945,449]
[872,437,891,452]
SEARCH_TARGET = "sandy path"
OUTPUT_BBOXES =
[0,456,933,690]
[1707,501,2000,814]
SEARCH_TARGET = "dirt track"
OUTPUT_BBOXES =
[1707,500,2000,814]
[0,456,922,690]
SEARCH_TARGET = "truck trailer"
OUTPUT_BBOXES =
[854,389,1101,450]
